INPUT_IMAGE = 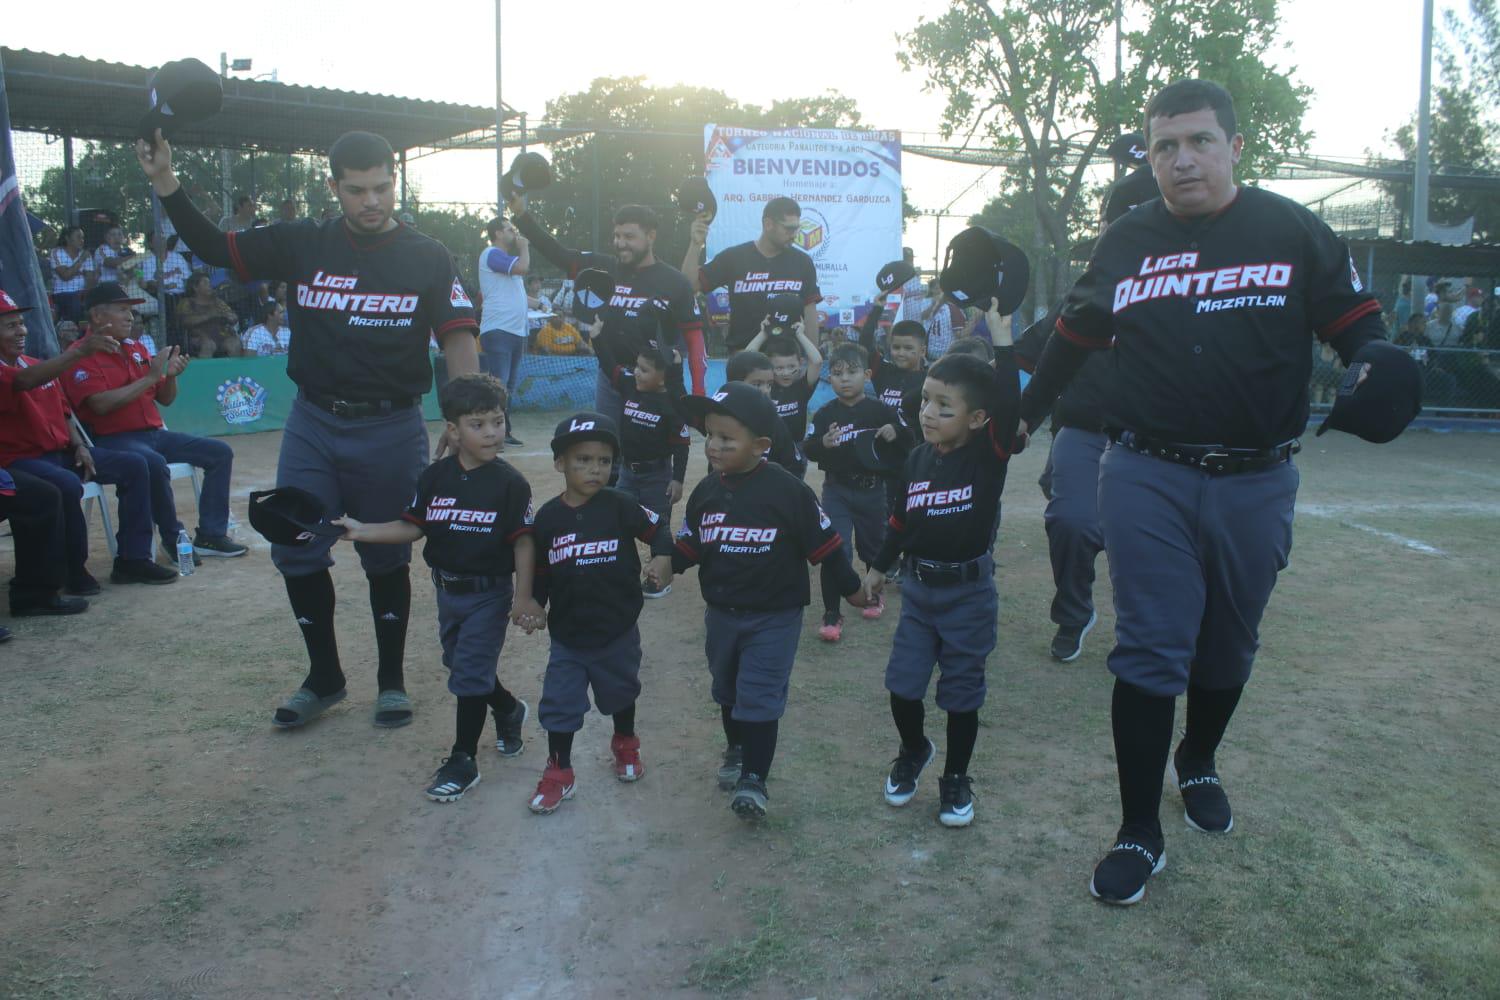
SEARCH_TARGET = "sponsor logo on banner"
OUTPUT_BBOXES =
[216,376,268,426]
[794,207,831,258]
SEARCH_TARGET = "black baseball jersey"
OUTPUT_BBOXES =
[531,487,674,648]
[595,338,690,479]
[1016,303,1110,433]
[1103,166,1160,226]
[873,351,1022,572]
[698,240,821,350]
[859,306,928,410]
[223,215,476,399]
[1022,186,1384,448]
[402,456,533,576]
[516,213,702,365]
[770,377,817,441]
[672,460,843,611]
[804,397,908,478]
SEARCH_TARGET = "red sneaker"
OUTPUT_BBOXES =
[818,611,843,642]
[528,757,576,814]
[611,733,645,782]
[861,593,886,620]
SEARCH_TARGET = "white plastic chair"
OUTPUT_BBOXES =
[70,415,120,558]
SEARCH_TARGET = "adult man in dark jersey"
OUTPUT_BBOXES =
[1020,80,1406,906]
[683,196,822,355]
[137,129,479,731]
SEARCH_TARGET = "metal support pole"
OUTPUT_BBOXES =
[495,0,505,211]
[399,150,408,212]
[1413,0,1433,243]
[219,52,232,220]
[63,135,76,224]
[591,139,601,249]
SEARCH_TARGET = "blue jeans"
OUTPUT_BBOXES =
[94,428,235,543]
[10,448,155,568]
[479,330,526,417]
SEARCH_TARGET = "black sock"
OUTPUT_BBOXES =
[548,730,575,770]
[1112,678,1176,838]
[487,678,518,718]
[1182,683,1244,764]
[890,693,926,753]
[613,702,636,737]
[720,703,742,749]
[367,567,410,693]
[740,719,779,779]
[453,695,487,759]
[820,561,843,622]
[285,570,344,697]
[945,710,980,776]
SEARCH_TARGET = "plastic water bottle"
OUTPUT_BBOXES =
[175,528,195,577]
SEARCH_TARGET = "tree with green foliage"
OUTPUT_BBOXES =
[902,0,1311,308]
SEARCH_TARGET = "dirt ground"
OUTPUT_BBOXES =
[2,414,1498,999]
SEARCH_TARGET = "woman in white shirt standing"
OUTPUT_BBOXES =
[50,225,93,321]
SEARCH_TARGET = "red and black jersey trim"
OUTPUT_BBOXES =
[225,231,252,283]
[807,534,843,565]
[435,317,479,340]
[400,511,425,527]
[1055,317,1112,350]
[503,524,533,543]
[1317,299,1381,342]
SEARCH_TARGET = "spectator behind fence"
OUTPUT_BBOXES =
[526,275,551,335]
[536,312,590,355]
[131,314,158,356]
[1394,279,1413,332]
[244,301,291,356]
[176,272,242,358]
[65,282,247,560]
[896,246,926,323]
[921,277,974,356]
[478,218,530,445]
[50,225,94,321]
[219,193,257,232]
[278,198,299,223]
[55,320,80,350]
[93,226,139,287]
[1426,301,1464,348]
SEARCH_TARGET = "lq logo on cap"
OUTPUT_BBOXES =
[569,418,596,432]
[713,391,730,402]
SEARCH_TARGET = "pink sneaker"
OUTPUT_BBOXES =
[611,733,646,782]
[528,757,576,814]
[818,612,844,642]
[861,593,886,620]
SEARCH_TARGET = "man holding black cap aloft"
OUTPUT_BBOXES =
[683,196,822,357]
[137,127,480,730]
[1019,79,1416,906]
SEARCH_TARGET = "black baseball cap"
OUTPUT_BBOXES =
[138,58,223,142]
[764,293,802,331]
[1107,132,1149,166]
[503,152,552,199]
[573,268,614,312]
[875,259,917,294]
[679,383,780,440]
[676,177,717,221]
[551,412,620,458]
[1315,340,1423,443]
[83,282,146,310]
[854,430,906,477]
[938,227,1030,315]
[247,488,344,545]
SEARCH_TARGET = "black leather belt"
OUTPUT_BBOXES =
[1110,430,1299,477]
[627,459,668,474]
[902,555,991,587]
[432,570,506,595]
[831,471,882,490]
[300,389,419,419]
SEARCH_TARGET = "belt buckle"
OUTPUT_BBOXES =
[330,399,352,417]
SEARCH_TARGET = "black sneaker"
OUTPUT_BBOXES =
[494,699,529,757]
[0,625,10,643]
[1172,743,1234,833]
[884,737,936,807]
[731,773,768,820]
[425,753,480,803]
[193,533,248,558]
[938,774,975,827]
[10,595,89,617]
[1090,825,1166,905]
[642,577,671,599]
[717,744,744,791]
[504,433,523,446]
[65,574,101,597]
[111,557,178,585]
[161,542,203,568]
[1050,610,1098,662]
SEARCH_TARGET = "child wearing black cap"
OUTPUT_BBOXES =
[336,374,540,803]
[522,412,675,813]
[747,310,823,482]
[655,382,869,820]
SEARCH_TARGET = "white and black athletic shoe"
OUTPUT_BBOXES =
[425,753,480,803]
[494,699,528,757]
[731,773,768,820]
[1171,744,1234,833]
[1050,610,1097,662]
[884,737,937,807]
[1089,825,1166,905]
[717,744,743,791]
[938,774,975,827]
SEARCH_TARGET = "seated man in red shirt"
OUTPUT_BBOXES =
[66,283,247,559]
[0,289,176,587]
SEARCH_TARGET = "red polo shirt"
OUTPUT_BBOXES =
[64,339,165,437]
[0,356,72,463]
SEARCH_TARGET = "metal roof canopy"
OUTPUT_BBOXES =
[2,47,511,154]
[1344,237,1500,276]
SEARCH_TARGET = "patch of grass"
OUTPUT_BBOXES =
[163,816,249,870]
[152,880,207,937]
[686,888,804,994]
[0,955,105,1000]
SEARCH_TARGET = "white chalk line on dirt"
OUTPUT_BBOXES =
[1410,461,1500,488]
[1300,504,1449,556]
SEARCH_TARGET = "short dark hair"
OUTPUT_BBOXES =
[762,335,801,360]
[486,217,507,239]
[828,342,868,371]
[634,342,669,373]
[612,204,658,232]
[927,354,996,413]
[762,197,800,222]
[328,131,396,181]
[888,320,927,344]
[943,336,994,363]
[185,271,212,295]
[440,373,508,422]
[726,350,773,381]
[257,299,283,325]
[1144,79,1237,144]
